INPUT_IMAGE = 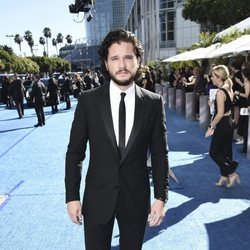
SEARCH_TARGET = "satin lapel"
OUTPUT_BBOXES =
[100,84,120,156]
[121,85,145,162]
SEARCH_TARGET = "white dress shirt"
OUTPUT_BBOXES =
[109,80,135,147]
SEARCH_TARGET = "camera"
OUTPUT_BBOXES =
[69,0,91,14]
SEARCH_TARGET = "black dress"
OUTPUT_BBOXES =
[209,88,236,176]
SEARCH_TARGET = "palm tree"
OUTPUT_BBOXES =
[56,33,64,48]
[52,38,58,56]
[65,34,73,45]
[24,30,34,56]
[39,37,46,56]
[43,27,52,57]
[191,32,217,49]
[14,34,23,52]
[66,34,73,68]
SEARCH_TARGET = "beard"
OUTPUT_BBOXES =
[109,69,136,86]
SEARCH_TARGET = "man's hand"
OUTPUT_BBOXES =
[148,199,166,227]
[67,200,82,225]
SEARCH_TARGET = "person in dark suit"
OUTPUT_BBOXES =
[65,29,169,250]
[9,74,25,118]
[47,77,59,114]
[30,74,46,127]
[62,73,72,109]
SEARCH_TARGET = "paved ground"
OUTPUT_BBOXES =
[0,97,249,250]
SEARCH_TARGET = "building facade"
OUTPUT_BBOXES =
[60,0,202,69]
[59,0,134,70]
[126,0,201,63]
[85,0,134,46]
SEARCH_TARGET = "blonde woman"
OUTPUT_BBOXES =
[205,65,240,188]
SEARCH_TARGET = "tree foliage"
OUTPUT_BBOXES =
[56,33,64,47]
[14,34,23,52]
[30,56,70,74]
[65,35,73,44]
[0,45,13,54]
[0,48,39,73]
[52,38,58,57]
[182,0,250,29]
[0,59,4,71]
[43,27,52,57]
[24,30,34,55]
[0,46,70,74]
[39,37,46,56]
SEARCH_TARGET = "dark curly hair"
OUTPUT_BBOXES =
[98,29,144,82]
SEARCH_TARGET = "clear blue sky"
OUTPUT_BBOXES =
[0,0,86,57]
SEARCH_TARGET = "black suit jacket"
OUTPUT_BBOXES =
[9,79,25,101]
[65,83,169,225]
[30,81,46,106]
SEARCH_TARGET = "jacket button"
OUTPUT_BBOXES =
[114,186,119,189]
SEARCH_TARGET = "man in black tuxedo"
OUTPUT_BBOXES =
[30,74,46,127]
[65,29,169,250]
[9,74,25,118]
[62,73,72,109]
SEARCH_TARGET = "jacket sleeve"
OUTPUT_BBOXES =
[65,94,89,203]
[150,96,169,202]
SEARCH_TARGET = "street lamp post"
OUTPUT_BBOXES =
[6,34,14,49]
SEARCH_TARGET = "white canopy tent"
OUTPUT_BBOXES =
[162,43,220,62]
[213,17,250,42]
[162,50,195,62]
[162,16,250,63]
[206,35,250,58]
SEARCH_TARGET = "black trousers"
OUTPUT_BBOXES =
[84,196,148,250]
[65,94,71,109]
[209,116,235,176]
[51,104,58,113]
[14,98,24,118]
[84,217,147,250]
[34,105,45,125]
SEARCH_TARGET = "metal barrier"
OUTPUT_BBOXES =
[168,88,176,110]
[163,86,168,106]
[176,89,185,115]
[185,92,197,120]
[199,95,211,129]
[155,84,163,96]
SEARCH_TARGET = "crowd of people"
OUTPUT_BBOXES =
[168,62,250,154]
[0,69,106,126]
[168,61,250,188]
[0,65,162,125]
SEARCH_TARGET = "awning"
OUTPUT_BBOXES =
[213,17,250,42]
[162,43,220,62]
[206,35,250,58]
[162,50,194,62]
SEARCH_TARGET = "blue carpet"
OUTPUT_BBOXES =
[0,99,249,250]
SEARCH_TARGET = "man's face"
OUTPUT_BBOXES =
[105,41,140,86]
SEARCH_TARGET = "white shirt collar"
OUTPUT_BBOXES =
[110,80,135,97]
